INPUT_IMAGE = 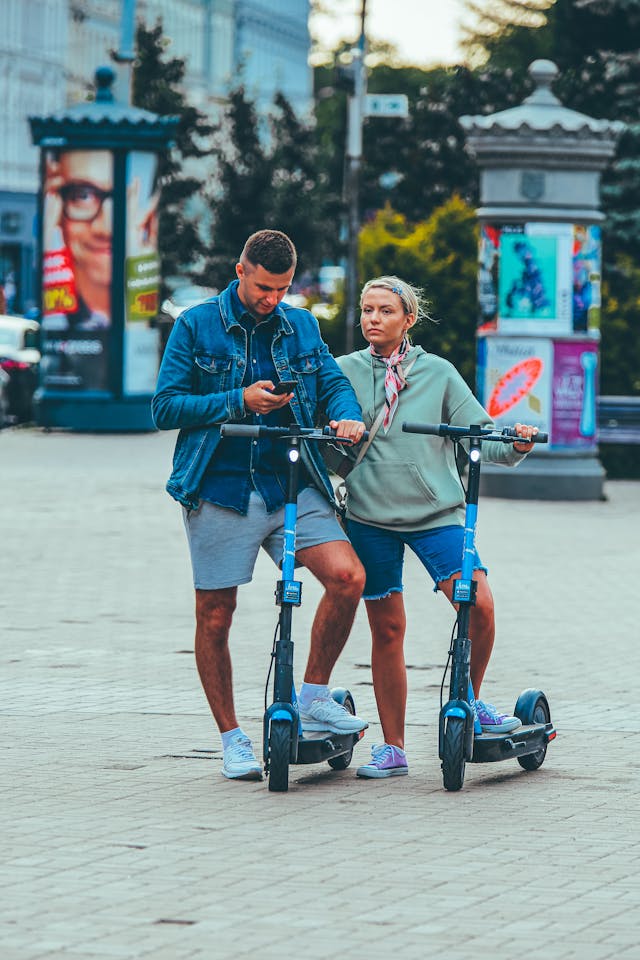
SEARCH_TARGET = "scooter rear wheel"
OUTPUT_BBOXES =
[516,693,551,771]
[268,719,291,792]
[327,691,356,770]
[442,716,466,791]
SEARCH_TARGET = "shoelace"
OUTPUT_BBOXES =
[228,739,255,760]
[306,697,342,716]
[478,701,504,721]
[370,743,393,765]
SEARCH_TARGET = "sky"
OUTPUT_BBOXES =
[309,0,470,68]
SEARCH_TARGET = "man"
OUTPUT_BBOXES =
[152,230,368,781]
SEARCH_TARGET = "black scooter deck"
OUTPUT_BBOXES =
[295,729,365,765]
[471,722,555,764]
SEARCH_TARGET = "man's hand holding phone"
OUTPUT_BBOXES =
[243,379,296,414]
[271,380,297,395]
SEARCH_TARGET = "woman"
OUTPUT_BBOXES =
[333,276,538,779]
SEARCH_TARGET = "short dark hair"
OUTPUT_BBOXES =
[241,230,297,274]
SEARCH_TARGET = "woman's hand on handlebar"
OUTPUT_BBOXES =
[329,418,367,444]
[513,422,539,454]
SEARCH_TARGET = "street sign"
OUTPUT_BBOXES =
[364,94,409,119]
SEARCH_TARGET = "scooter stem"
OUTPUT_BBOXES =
[273,436,302,707]
[450,433,482,705]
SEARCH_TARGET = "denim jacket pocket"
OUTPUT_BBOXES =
[290,348,323,405]
[194,355,233,393]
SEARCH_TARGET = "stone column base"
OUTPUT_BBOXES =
[479,451,606,501]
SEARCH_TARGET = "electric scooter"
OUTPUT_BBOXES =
[219,423,366,792]
[401,421,557,791]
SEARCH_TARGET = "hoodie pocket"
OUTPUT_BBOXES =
[346,460,439,525]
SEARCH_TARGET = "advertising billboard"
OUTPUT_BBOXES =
[477,336,599,449]
[40,149,113,391]
[477,223,602,338]
[123,152,161,395]
[572,225,601,334]
[477,336,552,435]
[551,340,599,448]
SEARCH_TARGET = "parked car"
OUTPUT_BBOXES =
[0,367,10,428]
[0,315,41,422]
[157,284,217,354]
[159,284,217,320]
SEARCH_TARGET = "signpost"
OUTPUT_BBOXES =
[343,5,410,353]
[364,94,409,118]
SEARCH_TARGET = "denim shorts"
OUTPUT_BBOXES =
[345,520,488,600]
[183,487,348,590]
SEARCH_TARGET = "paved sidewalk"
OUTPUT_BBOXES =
[1,427,639,960]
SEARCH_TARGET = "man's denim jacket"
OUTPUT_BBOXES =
[151,283,363,511]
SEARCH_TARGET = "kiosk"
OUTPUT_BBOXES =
[29,66,178,430]
[461,60,623,499]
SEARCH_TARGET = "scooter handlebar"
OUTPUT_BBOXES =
[220,423,265,438]
[498,426,548,443]
[402,421,446,436]
[401,422,548,444]
[219,423,368,443]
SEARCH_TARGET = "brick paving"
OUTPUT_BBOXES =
[1,426,639,959]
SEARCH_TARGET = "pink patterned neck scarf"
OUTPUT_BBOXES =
[370,337,411,432]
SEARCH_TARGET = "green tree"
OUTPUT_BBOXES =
[132,21,215,292]
[462,0,553,68]
[268,92,343,278]
[357,197,478,384]
[462,0,640,268]
[201,86,343,289]
[601,258,640,397]
[202,87,274,289]
[314,52,531,231]
[461,0,640,476]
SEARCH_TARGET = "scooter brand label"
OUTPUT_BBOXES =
[454,580,472,602]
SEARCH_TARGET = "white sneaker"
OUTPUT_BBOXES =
[222,735,263,780]
[299,697,368,734]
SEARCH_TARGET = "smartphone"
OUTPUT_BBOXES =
[271,380,297,395]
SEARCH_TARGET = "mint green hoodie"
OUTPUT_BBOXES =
[333,345,526,531]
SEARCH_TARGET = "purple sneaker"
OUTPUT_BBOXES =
[475,699,521,734]
[356,743,408,779]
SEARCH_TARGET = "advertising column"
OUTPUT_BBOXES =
[476,222,601,452]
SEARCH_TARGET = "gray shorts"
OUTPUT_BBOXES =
[182,487,349,590]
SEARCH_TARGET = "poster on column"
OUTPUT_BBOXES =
[123,152,161,395]
[477,224,500,332]
[497,224,573,336]
[551,341,599,448]
[477,337,552,437]
[40,148,113,391]
[572,225,601,335]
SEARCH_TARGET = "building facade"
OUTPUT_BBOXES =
[0,0,312,313]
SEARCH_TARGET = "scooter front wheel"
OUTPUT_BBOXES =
[268,719,291,792]
[442,716,466,791]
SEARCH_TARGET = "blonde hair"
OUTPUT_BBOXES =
[359,275,433,326]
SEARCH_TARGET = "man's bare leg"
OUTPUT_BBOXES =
[296,540,366,681]
[194,586,239,732]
